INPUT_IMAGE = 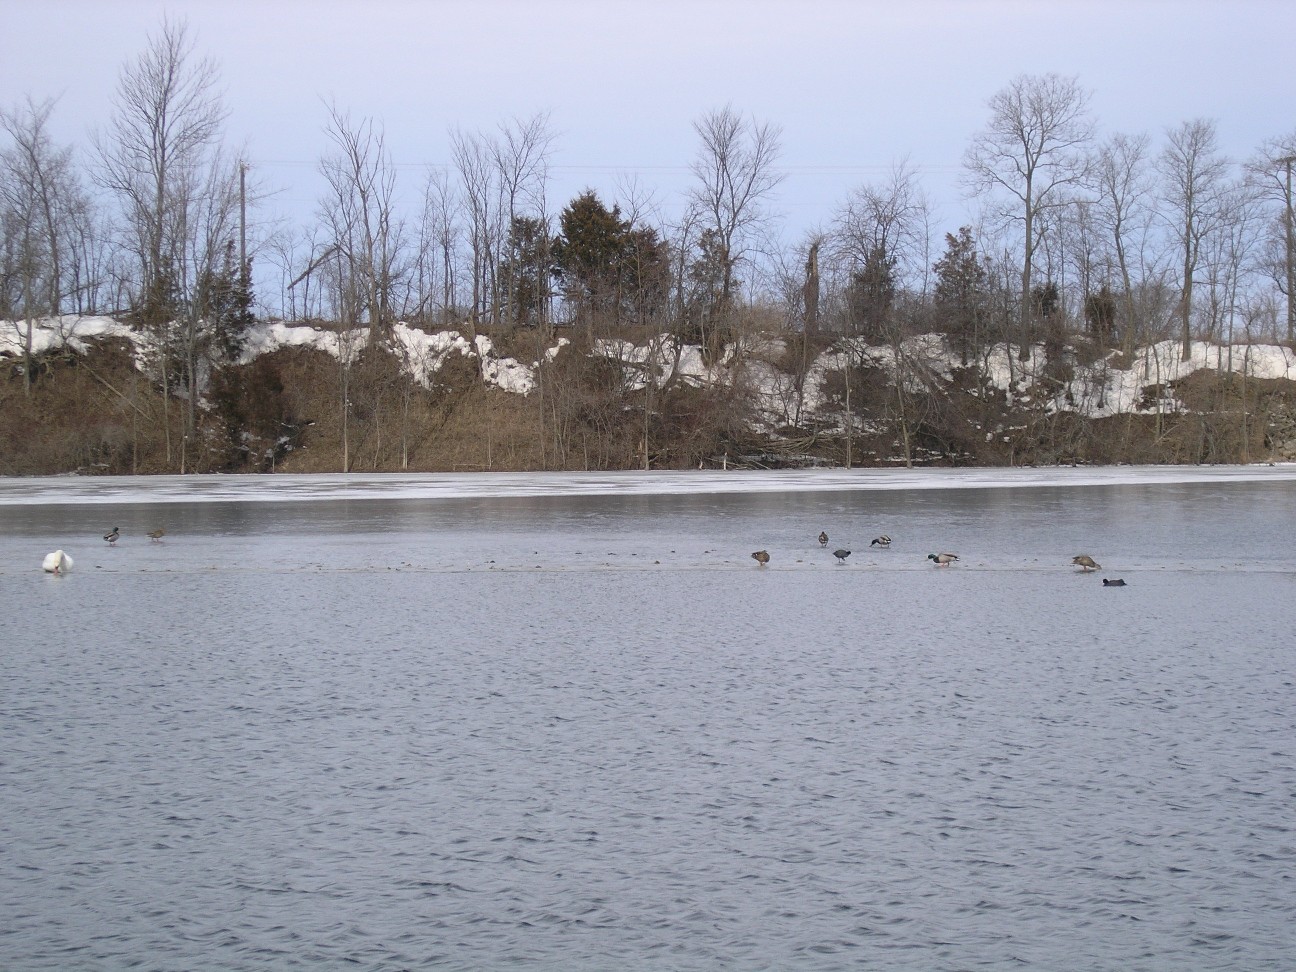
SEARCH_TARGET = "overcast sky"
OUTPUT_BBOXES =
[4,0,1294,244]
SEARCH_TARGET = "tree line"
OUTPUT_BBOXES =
[3,18,1295,459]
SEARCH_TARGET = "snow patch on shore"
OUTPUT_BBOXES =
[6,316,1296,422]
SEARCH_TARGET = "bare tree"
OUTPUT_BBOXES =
[1158,119,1231,360]
[689,105,784,325]
[318,102,404,346]
[964,73,1094,360]
[178,149,246,445]
[1,98,83,393]
[834,159,932,294]
[412,166,461,326]
[492,113,555,327]
[95,16,228,464]
[1091,131,1163,344]
[450,127,499,328]
[97,17,226,318]
[274,224,333,322]
[1,97,95,324]
[1247,131,1296,341]
[1200,178,1262,355]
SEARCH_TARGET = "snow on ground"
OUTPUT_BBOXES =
[1,315,146,369]
[393,327,473,387]
[238,321,368,365]
[6,316,1296,427]
[1,463,1293,506]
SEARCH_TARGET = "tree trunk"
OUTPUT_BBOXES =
[1019,180,1034,363]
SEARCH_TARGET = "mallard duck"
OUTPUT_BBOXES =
[870,535,891,547]
[833,548,851,563]
[147,528,166,542]
[1071,554,1101,572]
[103,527,120,544]
[818,531,829,547]
[928,553,958,567]
[42,550,73,574]
[1102,578,1126,587]
[751,550,770,566]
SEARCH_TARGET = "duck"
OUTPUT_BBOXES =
[103,527,120,544]
[147,528,166,542]
[1071,554,1101,572]
[1102,578,1127,587]
[818,531,829,547]
[42,550,73,574]
[870,535,891,547]
[928,553,959,567]
[833,548,851,563]
[751,550,771,567]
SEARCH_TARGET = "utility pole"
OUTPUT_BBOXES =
[239,161,248,275]
[1280,155,1295,343]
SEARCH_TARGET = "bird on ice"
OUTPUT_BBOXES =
[751,550,771,566]
[928,553,959,567]
[42,550,73,574]
[103,527,120,544]
[818,531,829,547]
[870,535,891,547]
[1071,555,1101,572]
[1102,578,1127,587]
[833,548,851,563]
[147,529,166,542]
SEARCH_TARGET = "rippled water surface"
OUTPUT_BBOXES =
[2,470,1294,970]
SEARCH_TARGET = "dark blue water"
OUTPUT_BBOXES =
[2,473,1294,970]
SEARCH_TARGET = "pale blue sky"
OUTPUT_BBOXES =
[4,0,1293,241]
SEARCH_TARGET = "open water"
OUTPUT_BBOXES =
[2,468,1294,970]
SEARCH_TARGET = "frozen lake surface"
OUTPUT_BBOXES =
[2,467,1294,970]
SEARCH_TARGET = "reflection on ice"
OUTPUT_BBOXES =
[2,463,1294,506]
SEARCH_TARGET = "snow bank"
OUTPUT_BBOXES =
[1,315,138,358]
[6,316,1296,423]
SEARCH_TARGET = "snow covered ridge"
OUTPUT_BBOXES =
[0,316,560,396]
[6,316,1296,421]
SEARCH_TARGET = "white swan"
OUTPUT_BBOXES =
[43,550,74,574]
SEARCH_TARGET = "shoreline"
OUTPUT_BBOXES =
[2,462,1294,507]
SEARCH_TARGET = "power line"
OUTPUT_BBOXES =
[254,159,963,174]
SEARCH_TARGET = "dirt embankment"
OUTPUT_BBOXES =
[5,338,1295,475]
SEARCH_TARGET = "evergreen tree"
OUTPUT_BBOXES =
[500,215,553,326]
[551,189,672,332]
[622,225,671,326]
[846,243,897,339]
[681,228,736,352]
[933,226,988,366]
[552,190,631,330]
[195,240,255,362]
[1034,280,1068,382]
[1085,284,1118,347]
[1031,281,1060,320]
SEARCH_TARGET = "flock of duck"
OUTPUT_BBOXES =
[42,526,166,575]
[41,525,1124,585]
[750,533,1126,584]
